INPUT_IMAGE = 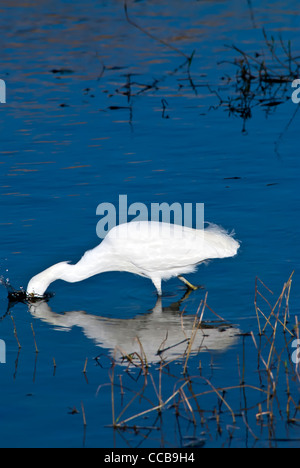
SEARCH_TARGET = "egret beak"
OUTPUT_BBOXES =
[7,290,54,304]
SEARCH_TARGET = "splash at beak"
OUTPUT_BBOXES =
[8,290,54,304]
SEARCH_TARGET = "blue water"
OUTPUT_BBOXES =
[0,0,299,448]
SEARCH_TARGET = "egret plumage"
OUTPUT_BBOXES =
[26,221,240,297]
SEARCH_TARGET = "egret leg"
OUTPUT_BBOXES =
[178,275,199,291]
[178,287,194,302]
[152,277,162,296]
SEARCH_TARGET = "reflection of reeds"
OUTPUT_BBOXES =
[105,1,198,127]
[99,273,299,447]
[124,2,192,62]
[31,323,39,354]
[211,31,300,134]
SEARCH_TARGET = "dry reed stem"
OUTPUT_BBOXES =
[103,274,298,443]
[183,293,207,374]
[114,383,156,426]
[194,376,236,424]
[255,273,294,337]
[135,336,149,373]
[295,316,299,379]
[148,372,162,408]
[186,383,269,402]
[254,277,262,335]
[31,323,39,354]
[266,302,280,370]
[109,351,117,427]
[81,402,87,427]
[157,331,169,356]
[11,316,21,349]
[250,332,275,389]
[262,272,294,335]
[179,387,196,425]
[116,380,190,427]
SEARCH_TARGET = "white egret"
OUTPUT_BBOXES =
[26,221,240,297]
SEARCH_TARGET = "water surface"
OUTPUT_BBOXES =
[0,0,299,448]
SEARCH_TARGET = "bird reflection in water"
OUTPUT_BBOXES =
[9,290,239,365]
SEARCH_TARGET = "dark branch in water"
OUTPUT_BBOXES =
[124,1,191,61]
[208,30,300,133]
[124,1,197,95]
[275,104,300,157]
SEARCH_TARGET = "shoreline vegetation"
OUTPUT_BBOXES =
[1,273,298,447]
[94,272,299,448]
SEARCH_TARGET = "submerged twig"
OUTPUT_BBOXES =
[11,316,21,349]
[275,104,300,156]
[124,1,191,61]
[210,30,300,133]
[31,323,39,354]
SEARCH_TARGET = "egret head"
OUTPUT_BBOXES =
[26,262,71,298]
[27,273,51,297]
